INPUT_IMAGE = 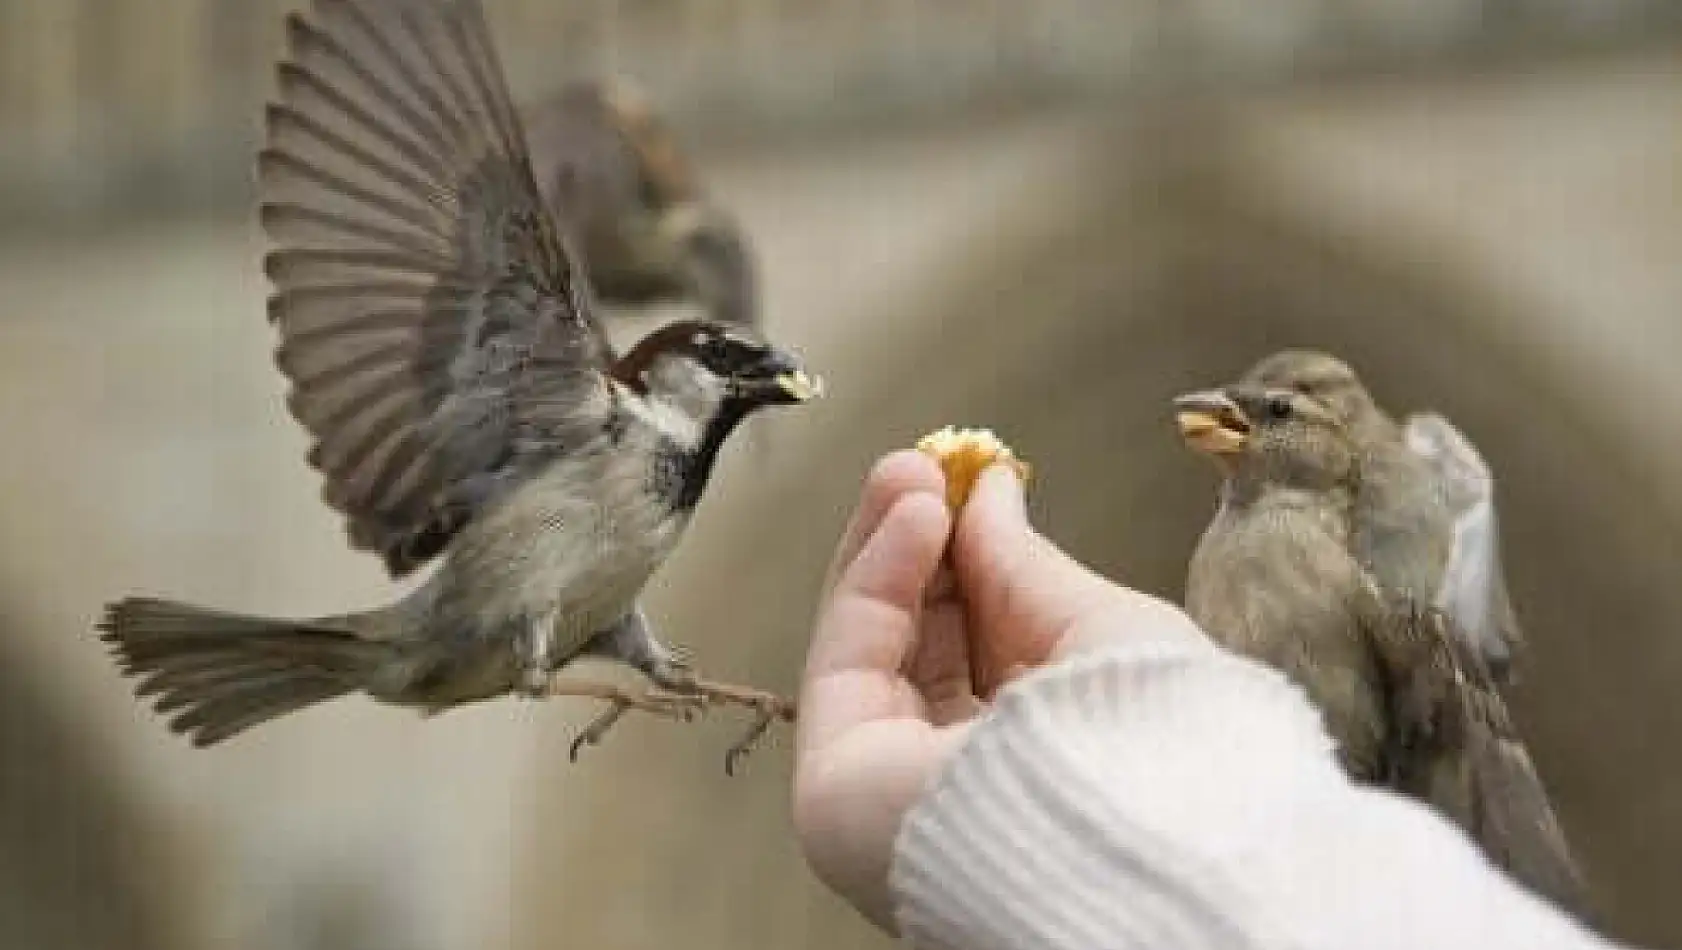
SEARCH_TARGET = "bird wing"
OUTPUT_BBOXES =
[1403,411,1524,683]
[261,0,618,577]
[1368,596,1590,917]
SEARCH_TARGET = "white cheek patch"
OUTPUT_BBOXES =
[618,354,728,452]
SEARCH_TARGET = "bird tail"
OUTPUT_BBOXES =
[1466,732,1597,922]
[98,597,385,747]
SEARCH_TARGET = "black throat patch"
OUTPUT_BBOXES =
[650,398,752,512]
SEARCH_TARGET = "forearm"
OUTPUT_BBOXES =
[889,641,1621,950]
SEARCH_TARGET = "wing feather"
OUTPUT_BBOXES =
[1404,411,1524,683]
[263,0,615,577]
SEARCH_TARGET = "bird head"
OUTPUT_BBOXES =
[1239,349,1389,440]
[657,202,759,330]
[1174,384,1358,492]
[616,319,822,420]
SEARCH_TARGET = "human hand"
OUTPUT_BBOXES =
[792,449,1207,931]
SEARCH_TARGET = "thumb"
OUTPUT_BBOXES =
[950,465,1122,694]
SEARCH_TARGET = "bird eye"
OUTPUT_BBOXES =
[1266,395,1294,420]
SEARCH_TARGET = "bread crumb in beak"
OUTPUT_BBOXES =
[1172,391,1251,456]
[915,426,1032,511]
[775,370,824,402]
[1176,412,1249,455]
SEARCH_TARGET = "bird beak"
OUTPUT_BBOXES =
[735,348,824,405]
[774,368,824,402]
[1174,389,1251,455]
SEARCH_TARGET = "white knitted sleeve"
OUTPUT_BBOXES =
[889,641,1621,950]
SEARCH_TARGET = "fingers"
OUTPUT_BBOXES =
[904,593,982,727]
[824,450,947,593]
[951,465,1127,694]
[954,465,1212,690]
[800,490,952,757]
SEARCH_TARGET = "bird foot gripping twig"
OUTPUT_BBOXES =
[679,677,797,776]
[548,680,709,761]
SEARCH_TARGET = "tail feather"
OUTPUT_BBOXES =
[170,675,354,747]
[99,597,382,746]
[133,656,301,697]
[1469,733,1595,920]
[148,666,311,714]
[140,661,299,707]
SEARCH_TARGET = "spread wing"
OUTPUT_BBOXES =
[261,0,618,577]
[1404,412,1524,684]
[1368,598,1591,918]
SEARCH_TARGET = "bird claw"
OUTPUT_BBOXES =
[553,682,708,762]
[683,678,796,719]
[724,705,781,777]
[643,687,707,723]
[549,673,791,771]
[675,680,796,776]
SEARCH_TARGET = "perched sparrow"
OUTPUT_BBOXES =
[523,79,757,330]
[98,0,820,769]
[1175,383,1590,915]
[1240,350,1522,684]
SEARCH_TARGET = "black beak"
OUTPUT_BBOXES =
[735,349,824,405]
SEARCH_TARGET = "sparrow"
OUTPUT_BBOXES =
[1239,350,1522,685]
[97,0,821,770]
[1174,382,1591,916]
[523,79,758,330]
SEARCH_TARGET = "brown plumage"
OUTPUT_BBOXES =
[1175,377,1591,917]
[523,79,758,330]
[1240,350,1523,684]
[98,0,819,768]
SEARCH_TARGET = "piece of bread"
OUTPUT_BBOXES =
[915,426,1032,511]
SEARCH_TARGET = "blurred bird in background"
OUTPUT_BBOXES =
[524,79,759,331]
[97,0,818,768]
[1174,352,1590,917]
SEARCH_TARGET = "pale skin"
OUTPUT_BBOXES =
[793,450,1209,931]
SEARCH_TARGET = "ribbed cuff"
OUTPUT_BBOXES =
[888,640,1337,950]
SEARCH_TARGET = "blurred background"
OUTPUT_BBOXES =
[3,1,1682,948]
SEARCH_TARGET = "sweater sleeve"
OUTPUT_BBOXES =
[888,640,1624,950]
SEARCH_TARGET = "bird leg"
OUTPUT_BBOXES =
[546,679,706,761]
[680,677,797,776]
[584,607,796,773]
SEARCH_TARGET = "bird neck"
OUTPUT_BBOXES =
[1222,471,1358,516]
[655,397,753,512]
